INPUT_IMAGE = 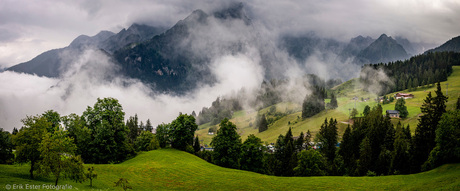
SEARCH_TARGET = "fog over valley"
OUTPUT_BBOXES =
[1,0,459,131]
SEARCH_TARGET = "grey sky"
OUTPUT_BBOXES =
[0,0,459,68]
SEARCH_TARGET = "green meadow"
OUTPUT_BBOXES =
[1,149,459,190]
[196,66,460,144]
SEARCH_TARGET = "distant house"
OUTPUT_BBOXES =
[386,110,400,118]
[395,93,414,99]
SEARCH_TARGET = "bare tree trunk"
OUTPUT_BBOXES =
[30,160,35,179]
[55,176,59,186]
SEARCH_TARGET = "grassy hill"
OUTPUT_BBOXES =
[1,149,459,190]
[196,66,460,145]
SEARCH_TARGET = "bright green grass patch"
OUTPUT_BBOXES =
[1,149,459,190]
[196,66,460,145]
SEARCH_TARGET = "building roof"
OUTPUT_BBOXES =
[386,110,400,114]
[395,93,414,96]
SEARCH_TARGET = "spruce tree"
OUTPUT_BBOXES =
[412,82,447,172]
[258,114,268,133]
[317,118,338,163]
[339,126,355,175]
[295,132,304,152]
[193,136,201,153]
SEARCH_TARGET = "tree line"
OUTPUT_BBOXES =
[188,82,459,176]
[1,84,459,182]
[360,51,460,95]
[0,97,159,186]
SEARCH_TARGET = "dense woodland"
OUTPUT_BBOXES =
[360,51,460,95]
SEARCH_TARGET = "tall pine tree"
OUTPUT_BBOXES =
[412,82,447,172]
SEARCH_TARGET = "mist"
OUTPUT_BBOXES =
[0,45,265,132]
[1,1,458,132]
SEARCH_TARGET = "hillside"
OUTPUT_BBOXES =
[196,66,460,145]
[1,149,459,190]
[426,35,460,53]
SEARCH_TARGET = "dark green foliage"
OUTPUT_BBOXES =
[363,105,371,117]
[274,128,297,176]
[42,110,61,133]
[328,92,338,109]
[339,126,355,175]
[394,98,409,118]
[350,108,358,118]
[456,97,460,110]
[0,128,14,164]
[193,136,201,153]
[391,123,411,174]
[135,131,159,151]
[211,118,242,169]
[338,105,394,176]
[156,123,171,148]
[114,178,132,191]
[258,114,268,133]
[126,114,140,145]
[195,150,213,163]
[65,155,86,184]
[294,149,327,176]
[12,127,18,135]
[423,110,460,171]
[61,113,90,159]
[13,115,49,179]
[145,119,153,132]
[295,132,305,152]
[170,114,198,151]
[302,86,326,119]
[196,97,240,125]
[357,137,372,176]
[240,134,264,173]
[360,52,460,95]
[208,126,217,134]
[85,167,97,187]
[316,118,338,163]
[413,82,447,172]
[82,98,134,164]
[37,129,80,186]
[305,130,312,147]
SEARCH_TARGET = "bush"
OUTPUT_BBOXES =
[366,170,376,177]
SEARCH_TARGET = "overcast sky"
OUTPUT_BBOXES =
[0,0,459,68]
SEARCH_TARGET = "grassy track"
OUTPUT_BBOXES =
[1,149,459,190]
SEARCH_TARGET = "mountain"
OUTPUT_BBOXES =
[113,3,255,93]
[99,24,166,54]
[339,35,374,60]
[280,33,345,62]
[356,34,409,64]
[7,31,115,77]
[7,24,165,78]
[425,35,460,53]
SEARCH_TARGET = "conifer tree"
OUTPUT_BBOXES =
[412,82,447,172]
[258,114,268,133]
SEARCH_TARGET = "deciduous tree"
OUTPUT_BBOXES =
[13,115,49,179]
[170,114,198,151]
[394,98,409,118]
[240,134,264,173]
[211,118,242,169]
